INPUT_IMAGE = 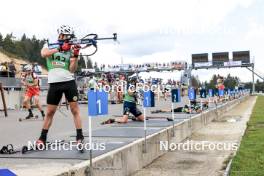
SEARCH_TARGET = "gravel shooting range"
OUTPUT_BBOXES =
[0,0,264,176]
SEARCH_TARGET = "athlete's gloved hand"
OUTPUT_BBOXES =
[73,44,81,57]
[60,42,71,51]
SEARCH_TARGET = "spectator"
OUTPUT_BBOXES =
[33,62,42,75]
[8,61,16,77]
[0,64,4,71]
[1,62,7,71]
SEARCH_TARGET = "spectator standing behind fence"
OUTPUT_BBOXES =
[8,61,16,77]
[88,75,97,90]
[0,62,7,71]
[33,62,42,75]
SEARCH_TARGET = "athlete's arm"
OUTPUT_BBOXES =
[69,45,81,73]
[41,42,71,58]
[128,89,136,96]
[20,74,26,86]
[21,79,26,86]
[69,56,78,73]
[33,78,39,86]
[41,42,59,58]
[41,48,59,58]
[32,73,39,86]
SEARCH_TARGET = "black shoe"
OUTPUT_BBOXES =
[25,113,34,119]
[131,117,137,121]
[41,111,45,119]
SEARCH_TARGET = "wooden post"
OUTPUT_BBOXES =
[0,83,8,117]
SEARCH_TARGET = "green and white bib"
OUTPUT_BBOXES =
[44,43,75,83]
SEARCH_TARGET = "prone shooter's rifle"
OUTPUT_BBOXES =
[47,33,118,56]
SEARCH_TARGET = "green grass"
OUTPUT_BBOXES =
[230,96,264,176]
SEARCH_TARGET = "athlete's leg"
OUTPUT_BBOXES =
[23,95,34,118]
[23,95,31,109]
[115,115,129,123]
[38,83,62,143]
[34,95,41,110]
[69,102,82,129]
[42,104,57,129]
[69,101,84,142]
[135,114,144,121]
[64,80,83,141]
[23,95,31,111]
[102,102,129,124]
[34,95,45,117]
[132,107,144,121]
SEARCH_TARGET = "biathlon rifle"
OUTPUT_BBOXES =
[47,33,118,56]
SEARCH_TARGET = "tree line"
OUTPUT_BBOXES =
[0,33,46,67]
[191,74,241,89]
[244,79,264,92]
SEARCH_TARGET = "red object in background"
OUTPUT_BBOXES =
[218,84,225,90]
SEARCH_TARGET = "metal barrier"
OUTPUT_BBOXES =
[0,77,48,90]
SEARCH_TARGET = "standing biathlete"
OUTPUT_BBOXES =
[21,64,45,119]
[37,25,84,146]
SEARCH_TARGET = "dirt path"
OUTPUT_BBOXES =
[132,96,257,176]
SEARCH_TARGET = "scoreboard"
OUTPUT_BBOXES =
[192,53,208,64]
[233,51,250,64]
[212,52,229,66]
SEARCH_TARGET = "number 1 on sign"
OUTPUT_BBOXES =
[96,99,101,114]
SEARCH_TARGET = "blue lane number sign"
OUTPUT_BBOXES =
[188,88,196,100]
[143,90,155,107]
[0,169,16,176]
[200,89,207,98]
[171,89,181,103]
[88,90,108,116]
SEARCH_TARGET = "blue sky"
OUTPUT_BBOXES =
[0,0,263,82]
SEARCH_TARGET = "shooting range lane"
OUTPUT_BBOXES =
[110,118,185,127]
[70,127,162,138]
[0,94,249,176]
[0,91,248,176]
[0,97,186,161]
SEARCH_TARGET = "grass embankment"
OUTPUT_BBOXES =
[230,96,264,176]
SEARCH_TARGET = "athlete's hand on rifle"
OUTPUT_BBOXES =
[73,44,81,57]
[48,33,117,56]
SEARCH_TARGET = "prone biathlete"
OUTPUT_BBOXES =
[151,101,209,114]
[101,79,144,124]
[151,105,190,114]
[36,25,84,146]
[21,64,45,119]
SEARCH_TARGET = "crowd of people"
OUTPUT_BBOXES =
[77,72,181,104]
[79,61,187,75]
[0,61,16,77]
[0,61,43,78]
[21,62,42,75]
